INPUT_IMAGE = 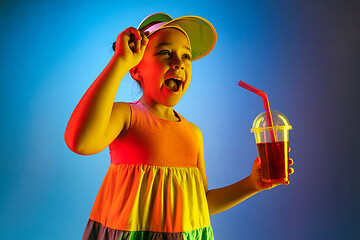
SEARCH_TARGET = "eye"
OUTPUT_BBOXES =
[157,49,171,56]
[183,53,192,61]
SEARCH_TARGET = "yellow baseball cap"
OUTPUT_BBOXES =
[138,13,217,61]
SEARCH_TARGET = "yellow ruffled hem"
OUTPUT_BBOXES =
[89,164,211,233]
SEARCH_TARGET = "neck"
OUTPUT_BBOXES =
[139,96,180,122]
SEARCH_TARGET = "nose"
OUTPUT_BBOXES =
[171,56,185,70]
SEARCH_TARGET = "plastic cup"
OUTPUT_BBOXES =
[251,111,292,183]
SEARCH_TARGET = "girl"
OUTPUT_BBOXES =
[65,13,294,240]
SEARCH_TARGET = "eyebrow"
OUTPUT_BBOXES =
[155,42,191,53]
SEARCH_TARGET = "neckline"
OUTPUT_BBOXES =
[136,101,182,123]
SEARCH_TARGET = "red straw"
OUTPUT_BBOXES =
[238,80,276,142]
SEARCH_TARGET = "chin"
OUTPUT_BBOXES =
[164,97,181,107]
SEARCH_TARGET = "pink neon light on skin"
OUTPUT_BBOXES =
[238,81,276,142]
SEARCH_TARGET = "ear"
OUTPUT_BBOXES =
[129,66,142,81]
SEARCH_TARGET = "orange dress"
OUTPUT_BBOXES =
[82,101,214,240]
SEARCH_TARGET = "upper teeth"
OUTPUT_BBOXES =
[169,78,181,82]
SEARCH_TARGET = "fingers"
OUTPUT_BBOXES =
[273,180,290,187]
[133,29,142,53]
[129,28,149,53]
[288,158,294,166]
[140,32,149,50]
[131,31,148,53]
[288,158,294,175]
[116,27,149,54]
[124,27,141,53]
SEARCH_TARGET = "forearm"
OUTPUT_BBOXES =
[206,176,261,215]
[65,55,129,151]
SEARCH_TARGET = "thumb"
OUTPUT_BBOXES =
[251,157,261,175]
[254,157,261,168]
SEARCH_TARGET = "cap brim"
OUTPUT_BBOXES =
[138,14,217,61]
[138,13,173,31]
[162,16,217,61]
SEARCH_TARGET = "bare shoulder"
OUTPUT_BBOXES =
[107,102,131,138]
[113,101,131,108]
[189,122,208,191]
[112,101,131,123]
[113,101,131,113]
[189,122,203,140]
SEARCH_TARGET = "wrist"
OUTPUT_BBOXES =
[244,175,263,194]
[111,54,133,72]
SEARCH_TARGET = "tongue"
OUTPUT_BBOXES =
[165,79,179,91]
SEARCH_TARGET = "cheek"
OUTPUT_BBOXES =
[186,64,192,78]
[184,74,192,91]
[143,60,166,78]
[140,60,167,90]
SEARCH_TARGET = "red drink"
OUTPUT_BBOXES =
[256,141,289,183]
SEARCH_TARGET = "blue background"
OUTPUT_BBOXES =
[1,0,359,239]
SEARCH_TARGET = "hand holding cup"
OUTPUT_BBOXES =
[249,150,294,191]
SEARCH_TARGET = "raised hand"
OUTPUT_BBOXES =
[249,156,294,192]
[114,27,149,69]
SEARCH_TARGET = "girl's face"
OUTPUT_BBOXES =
[136,28,192,107]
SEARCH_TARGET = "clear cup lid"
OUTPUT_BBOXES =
[251,111,292,130]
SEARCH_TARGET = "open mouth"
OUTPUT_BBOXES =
[164,78,182,92]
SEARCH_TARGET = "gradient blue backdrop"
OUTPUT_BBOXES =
[1,0,359,239]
